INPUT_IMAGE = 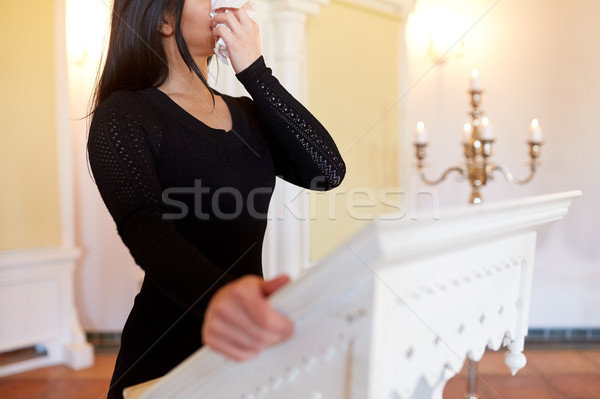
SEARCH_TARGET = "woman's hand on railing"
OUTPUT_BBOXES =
[202,274,294,361]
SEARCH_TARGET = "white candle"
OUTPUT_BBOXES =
[471,69,481,91]
[481,117,493,140]
[529,118,543,143]
[462,123,472,144]
[415,121,427,144]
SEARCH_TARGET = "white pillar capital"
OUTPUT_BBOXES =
[336,0,416,17]
[270,0,330,16]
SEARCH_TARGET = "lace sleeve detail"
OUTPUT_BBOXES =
[236,57,346,191]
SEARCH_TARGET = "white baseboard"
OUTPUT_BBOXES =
[0,246,94,377]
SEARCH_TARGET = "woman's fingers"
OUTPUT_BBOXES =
[205,332,260,362]
[215,288,288,346]
[210,8,261,73]
[237,276,294,342]
[233,7,253,25]
[211,10,239,30]
[210,7,252,28]
[202,275,294,361]
[241,286,294,339]
[203,309,280,352]
[262,275,291,297]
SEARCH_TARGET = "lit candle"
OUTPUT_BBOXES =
[471,69,481,91]
[528,118,543,143]
[462,123,472,144]
[415,121,427,144]
[481,117,493,140]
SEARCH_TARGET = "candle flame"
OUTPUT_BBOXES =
[471,69,479,78]
[531,118,539,128]
[463,123,471,131]
[417,121,425,131]
[482,117,489,126]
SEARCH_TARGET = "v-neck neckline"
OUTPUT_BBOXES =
[141,87,247,147]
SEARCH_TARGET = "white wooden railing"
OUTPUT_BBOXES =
[125,191,580,399]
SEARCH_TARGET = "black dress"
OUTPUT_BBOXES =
[87,56,346,398]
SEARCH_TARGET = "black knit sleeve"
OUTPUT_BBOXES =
[87,92,236,318]
[236,56,346,191]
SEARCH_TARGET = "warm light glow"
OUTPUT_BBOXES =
[482,117,489,126]
[66,0,110,64]
[405,4,470,62]
[462,123,472,143]
[471,69,479,79]
[528,118,543,142]
[417,121,425,131]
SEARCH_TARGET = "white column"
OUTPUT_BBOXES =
[54,0,93,368]
[261,0,329,279]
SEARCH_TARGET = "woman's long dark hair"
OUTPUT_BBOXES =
[93,0,212,110]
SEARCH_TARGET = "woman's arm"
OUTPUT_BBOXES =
[212,8,346,191]
[236,57,346,190]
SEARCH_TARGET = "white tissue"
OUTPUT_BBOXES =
[210,0,254,65]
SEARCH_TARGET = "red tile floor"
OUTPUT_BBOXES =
[0,346,599,398]
[444,347,600,399]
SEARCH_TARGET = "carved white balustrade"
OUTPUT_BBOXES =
[124,191,580,399]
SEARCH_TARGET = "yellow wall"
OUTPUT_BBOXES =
[307,1,403,260]
[0,1,62,251]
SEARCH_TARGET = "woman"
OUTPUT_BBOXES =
[88,0,345,397]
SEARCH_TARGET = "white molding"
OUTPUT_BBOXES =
[0,245,93,377]
[270,0,330,15]
[337,0,416,17]
[0,246,81,270]
[270,0,417,16]
[377,190,583,262]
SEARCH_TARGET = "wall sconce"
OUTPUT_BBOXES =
[406,6,470,64]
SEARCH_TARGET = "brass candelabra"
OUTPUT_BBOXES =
[414,72,544,399]
[414,79,543,204]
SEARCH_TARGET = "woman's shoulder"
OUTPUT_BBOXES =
[91,89,166,136]
[226,94,270,132]
[89,89,168,151]
[225,94,260,119]
[93,90,154,117]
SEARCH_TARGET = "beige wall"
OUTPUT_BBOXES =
[0,1,62,251]
[307,1,403,261]
[406,0,600,327]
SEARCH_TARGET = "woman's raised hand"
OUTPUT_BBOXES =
[211,8,261,74]
[202,275,294,361]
